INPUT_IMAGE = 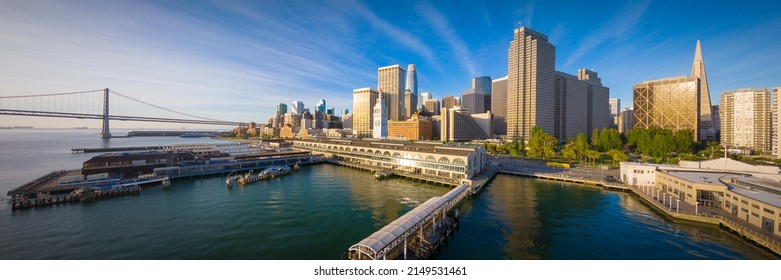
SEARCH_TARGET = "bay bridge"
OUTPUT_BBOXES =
[0,88,243,138]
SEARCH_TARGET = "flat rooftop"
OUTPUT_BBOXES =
[295,138,479,157]
[665,171,781,208]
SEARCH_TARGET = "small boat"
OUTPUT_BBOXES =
[237,165,292,185]
[162,178,171,190]
[225,171,240,188]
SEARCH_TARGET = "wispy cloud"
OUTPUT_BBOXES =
[415,1,478,77]
[562,0,651,69]
[518,2,535,27]
[337,0,436,65]
[0,1,374,126]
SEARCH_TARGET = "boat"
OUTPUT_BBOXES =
[74,127,88,129]
[162,177,171,190]
[225,171,241,188]
[374,170,394,180]
[237,165,292,185]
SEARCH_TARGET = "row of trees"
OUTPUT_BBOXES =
[483,126,703,166]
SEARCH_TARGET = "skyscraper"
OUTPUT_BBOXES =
[507,27,555,141]
[633,76,701,140]
[405,89,417,119]
[442,96,459,110]
[425,98,440,115]
[461,89,486,114]
[553,71,588,141]
[491,76,508,136]
[352,87,378,138]
[406,64,418,95]
[631,40,716,141]
[578,69,611,135]
[721,89,771,153]
[291,101,304,115]
[373,90,388,139]
[378,65,406,121]
[692,40,716,141]
[773,88,780,157]
[276,103,287,115]
[420,92,432,104]
[609,98,620,125]
[316,99,327,114]
[473,76,492,112]
[341,109,350,116]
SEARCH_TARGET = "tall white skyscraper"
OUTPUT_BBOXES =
[291,101,304,115]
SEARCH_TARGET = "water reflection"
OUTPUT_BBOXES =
[437,175,779,260]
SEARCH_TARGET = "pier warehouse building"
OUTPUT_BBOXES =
[293,139,488,180]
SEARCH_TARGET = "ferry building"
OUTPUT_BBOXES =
[292,139,488,181]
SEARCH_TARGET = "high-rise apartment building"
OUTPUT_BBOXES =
[773,88,780,157]
[491,76,508,136]
[352,87,379,138]
[721,89,771,153]
[378,65,406,121]
[507,27,555,141]
[692,40,716,141]
[633,76,701,140]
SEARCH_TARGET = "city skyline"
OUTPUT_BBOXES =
[1,1,780,128]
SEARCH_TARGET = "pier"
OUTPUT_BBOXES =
[347,166,497,260]
[348,184,470,260]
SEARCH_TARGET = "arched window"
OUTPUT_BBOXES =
[425,156,436,162]
[438,157,450,164]
[359,149,366,153]
[375,150,382,155]
[367,149,373,154]
[352,148,358,153]
[453,158,465,165]
[383,151,391,157]
[392,152,401,158]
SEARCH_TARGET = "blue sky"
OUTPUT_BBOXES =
[1,0,780,128]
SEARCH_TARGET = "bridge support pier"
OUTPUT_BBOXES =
[99,88,111,139]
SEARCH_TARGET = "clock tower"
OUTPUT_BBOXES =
[373,91,388,139]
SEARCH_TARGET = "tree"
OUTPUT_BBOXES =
[561,140,578,163]
[591,128,600,147]
[585,149,601,165]
[673,130,694,153]
[574,133,590,163]
[528,126,557,160]
[607,149,628,166]
[598,128,622,152]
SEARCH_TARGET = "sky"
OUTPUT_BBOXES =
[1,0,780,129]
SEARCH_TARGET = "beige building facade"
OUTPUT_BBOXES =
[293,139,488,180]
[720,88,771,153]
[378,65,405,121]
[352,87,379,138]
[387,115,433,140]
[507,27,555,142]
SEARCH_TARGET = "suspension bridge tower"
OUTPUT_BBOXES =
[99,88,111,139]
